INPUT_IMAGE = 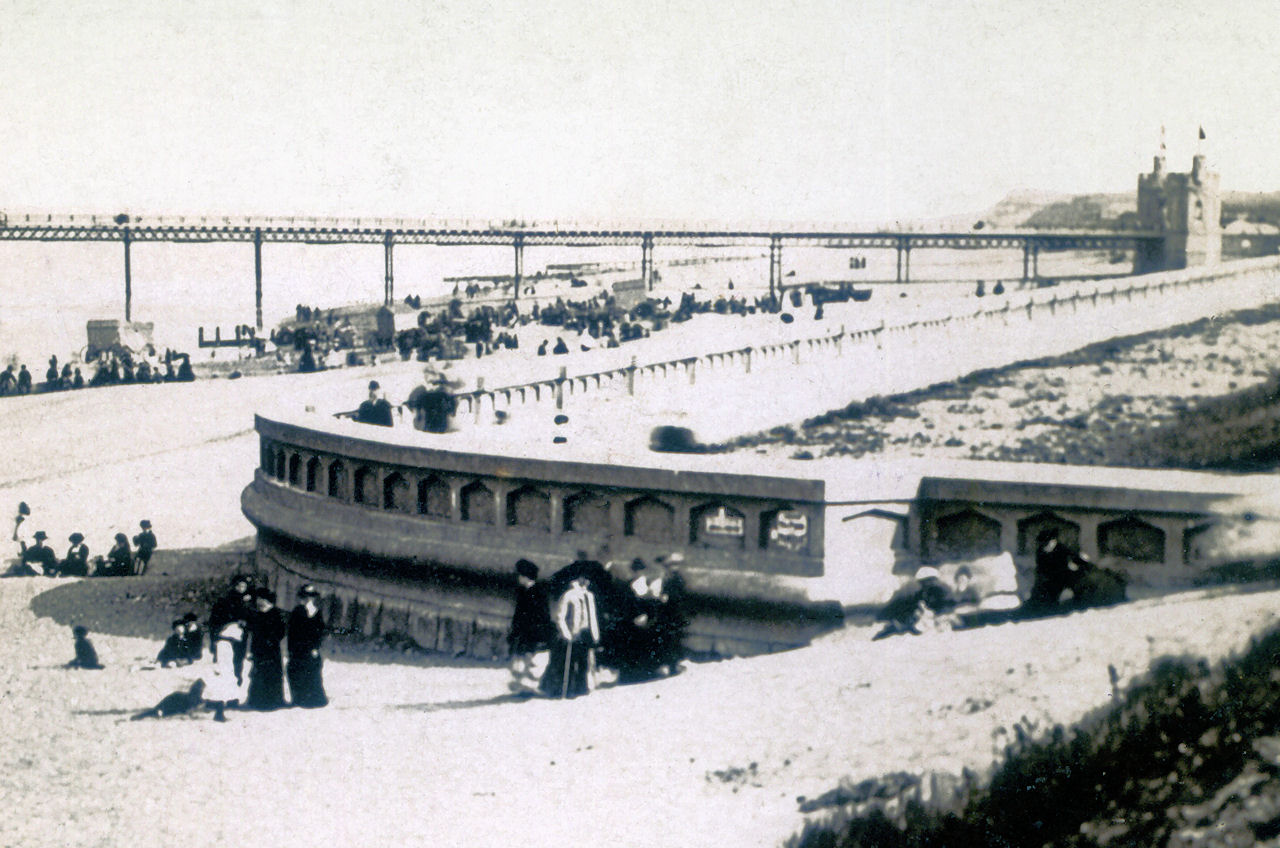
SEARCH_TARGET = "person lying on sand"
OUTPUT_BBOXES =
[131,680,206,720]
[66,625,104,669]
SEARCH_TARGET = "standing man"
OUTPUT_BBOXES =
[246,589,288,711]
[132,520,157,575]
[287,584,328,708]
[541,575,600,699]
[355,380,394,427]
[405,367,460,433]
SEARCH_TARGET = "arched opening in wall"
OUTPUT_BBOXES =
[1016,511,1080,555]
[460,481,495,524]
[563,491,611,535]
[507,486,551,532]
[287,454,301,487]
[1099,515,1165,563]
[760,506,810,554]
[933,508,1002,560]
[352,466,377,506]
[690,502,746,549]
[274,450,287,480]
[1182,522,1215,565]
[624,496,674,543]
[327,460,347,500]
[418,476,451,519]
[383,471,411,512]
[305,457,321,492]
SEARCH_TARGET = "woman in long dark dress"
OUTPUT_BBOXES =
[246,589,288,711]
[287,584,328,708]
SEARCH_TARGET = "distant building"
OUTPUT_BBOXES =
[1135,146,1221,272]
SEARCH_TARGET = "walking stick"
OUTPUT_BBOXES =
[561,640,573,700]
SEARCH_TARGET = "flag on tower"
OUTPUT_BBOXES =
[1199,125,1206,140]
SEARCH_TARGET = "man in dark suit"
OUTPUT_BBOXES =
[355,381,394,427]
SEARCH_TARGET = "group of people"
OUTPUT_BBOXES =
[0,348,195,399]
[872,528,1129,640]
[505,554,689,699]
[7,502,156,578]
[129,574,329,722]
[353,370,461,434]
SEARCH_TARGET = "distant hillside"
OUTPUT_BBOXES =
[978,188,1280,230]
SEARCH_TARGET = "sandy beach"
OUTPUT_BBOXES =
[3,570,1279,848]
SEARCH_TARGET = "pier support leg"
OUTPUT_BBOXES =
[384,232,395,306]
[895,243,903,283]
[903,247,911,283]
[513,235,524,302]
[641,233,654,291]
[1032,243,1040,280]
[123,228,133,322]
[254,229,264,330]
[768,236,782,304]
[1022,240,1031,284]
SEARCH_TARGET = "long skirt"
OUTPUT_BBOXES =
[540,638,594,699]
[247,655,286,710]
[287,654,328,708]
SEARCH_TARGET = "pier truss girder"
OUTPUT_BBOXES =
[0,219,1161,254]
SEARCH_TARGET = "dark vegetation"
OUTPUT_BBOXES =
[788,622,1280,847]
[727,303,1280,472]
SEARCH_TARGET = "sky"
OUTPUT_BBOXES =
[1,0,1278,225]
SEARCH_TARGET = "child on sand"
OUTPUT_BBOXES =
[66,625,104,669]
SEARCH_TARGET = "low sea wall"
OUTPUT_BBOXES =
[446,256,1280,442]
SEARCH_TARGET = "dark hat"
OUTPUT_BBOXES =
[140,520,151,529]
[230,573,250,586]
[114,532,128,544]
[254,588,277,604]
[181,612,199,623]
[73,625,89,637]
[630,558,647,572]
[298,583,320,598]
[368,380,380,390]
[515,559,538,580]
[18,501,30,516]
[69,532,84,543]
[171,618,185,629]
[33,530,47,540]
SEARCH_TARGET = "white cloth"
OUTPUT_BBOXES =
[202,625,245,703]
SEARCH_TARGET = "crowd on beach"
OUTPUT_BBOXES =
[871,528,1129,640]
[65,574,330,722]
[505,553,690,698]
[7,502,156,578]
[0,348,195,399]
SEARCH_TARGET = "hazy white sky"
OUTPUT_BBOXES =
[2,0,1276,223]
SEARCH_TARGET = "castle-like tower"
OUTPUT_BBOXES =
[1134,143,1221,273]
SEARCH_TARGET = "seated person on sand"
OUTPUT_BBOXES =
[872,566,957,640]
[67,625,104,669]
[20,530,58,576]
[60,533,90,577]
[157,618,194,667]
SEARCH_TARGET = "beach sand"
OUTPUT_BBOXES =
[4,570,1279,848]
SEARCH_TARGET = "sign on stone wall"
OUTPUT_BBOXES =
[702,506,744,537]
[768,510,809,552]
